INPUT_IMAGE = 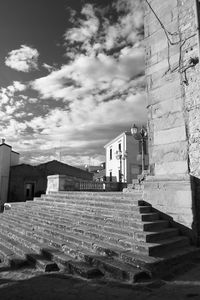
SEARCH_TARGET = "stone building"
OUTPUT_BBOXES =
[8,160,93,202]
[144,0,200,242]
[0,139,19,207]
[104,131,148,184]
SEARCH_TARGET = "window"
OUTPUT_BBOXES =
[109,172,112,182]
[118,143,121,151]
[110,148,112,160]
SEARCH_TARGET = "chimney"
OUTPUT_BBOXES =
[1,138,5,144]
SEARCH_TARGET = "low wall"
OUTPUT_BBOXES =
[46,175,124,193]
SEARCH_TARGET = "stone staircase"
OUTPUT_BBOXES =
[0,191,198,283]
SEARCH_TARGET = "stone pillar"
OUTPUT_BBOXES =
[144,0,200,241]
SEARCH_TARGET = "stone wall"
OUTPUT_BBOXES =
[145,0,190,177]
[144,0,200,240]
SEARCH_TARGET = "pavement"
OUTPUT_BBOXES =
[1,259,200,300]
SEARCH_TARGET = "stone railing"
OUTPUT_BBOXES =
[46,175,125,194]
[78,181,104,191]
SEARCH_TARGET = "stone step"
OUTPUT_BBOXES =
[39,193,143,205]
[32,198,148,213]
[10,201,153,217]
[135,236,190,256]
[0,223,102,276]
[0,231,58,272]
[6,203,157,227]
[4,203,151,227]
[46,191,142,200]
[4,208,169,236]
[120,245,200,277]
[2,209,175,248]
[134,228,179,242]
[0,241,29,268]
[0,212,185,258]
[1,212,132,250]
[0,216,127,258]
[68,261,103,279]
[86,256,151,282]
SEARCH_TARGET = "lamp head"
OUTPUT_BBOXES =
[131,124,138,135]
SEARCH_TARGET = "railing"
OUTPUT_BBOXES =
[78,181,104,191]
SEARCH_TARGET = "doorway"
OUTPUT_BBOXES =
[24,182,35,200]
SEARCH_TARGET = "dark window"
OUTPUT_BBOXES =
[109,172,112,182]
[118,143,121,151]
[110,148,112,160]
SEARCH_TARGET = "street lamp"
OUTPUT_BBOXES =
[131,124,148,174]
[115,150,127,183]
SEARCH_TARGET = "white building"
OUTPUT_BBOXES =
[104,132,148,184]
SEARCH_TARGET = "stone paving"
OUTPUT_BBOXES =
[0,259,200,300]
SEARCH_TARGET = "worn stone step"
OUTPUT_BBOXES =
[0,212,184,259]
[0,241,29,268]
[25,253,59,272]
[3,211,133,246]
[68,261,103,279]
[6,204,157,232]
[120,245,200,277]
[2,210,172,251]
[0,232,44,269]
[0,216,126,259]
[134,228,179,243]
[6,205,152,231]
[38,194,144,205]
[148,236,190,256]
[9,201,153,218]
[0,223,90,273]
[0,227,61,272]
[85,256,151,282]
[4,206,157,234]
[4,208,169,239]
[30,199,148,214]
[44,191,142,201]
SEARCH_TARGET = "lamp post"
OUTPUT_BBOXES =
[115,150,127,183]
[131,124,148,174]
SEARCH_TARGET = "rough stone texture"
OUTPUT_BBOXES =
[178,0,200,179]
[143,176,196,240]
[144,0,200,238]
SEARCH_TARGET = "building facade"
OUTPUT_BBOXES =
[104,132,148,184]
[144,0,200,241]
[8,160,93,202]
[0,140,19,208]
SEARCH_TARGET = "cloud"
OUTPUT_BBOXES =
[64,4,99,44]
[2,0,146,166]
[32,47,144,101]
[5,45,39,72]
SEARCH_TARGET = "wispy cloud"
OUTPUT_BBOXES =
[5,45,39,72]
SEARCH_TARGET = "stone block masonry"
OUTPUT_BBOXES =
[144,0,200,241]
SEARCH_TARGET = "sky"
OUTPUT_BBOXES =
[0,0,146,167]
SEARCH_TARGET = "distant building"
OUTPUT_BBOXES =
[92,163,106,182]
[104,132,148,184]
[0,139,19,207]
[8,160,93,202]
